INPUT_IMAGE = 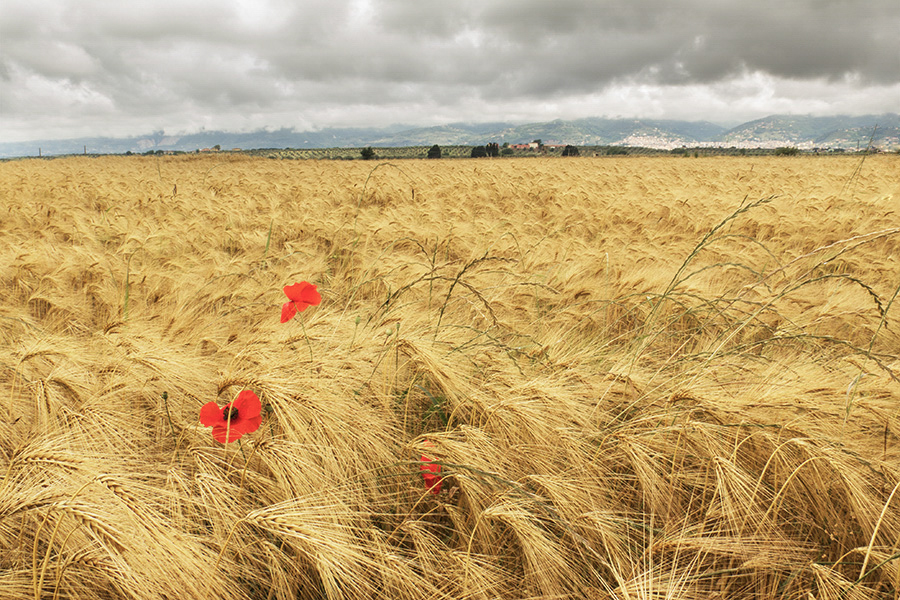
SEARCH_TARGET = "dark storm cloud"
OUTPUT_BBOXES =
[1,0,897,142]
[427,0,899,91]
[670,2,898,83]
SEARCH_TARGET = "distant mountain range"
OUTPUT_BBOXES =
[2,114,897,158]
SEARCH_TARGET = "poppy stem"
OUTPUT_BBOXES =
[299,319,314,362]
[264,218,274,258]
[349,315,361,349]
[223,420,232,471]
[123,255,131,321]
[161,391,177,447]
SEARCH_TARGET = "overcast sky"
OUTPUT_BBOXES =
[2,0,898,143]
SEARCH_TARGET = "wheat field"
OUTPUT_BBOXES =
[1,154,898,599]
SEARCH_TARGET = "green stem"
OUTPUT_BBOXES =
[123,254,132,321]
[264,218,274,258]
[161,391,177,445]
[300,319,314,362]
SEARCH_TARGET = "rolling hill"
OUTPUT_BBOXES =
[1,114,896,158]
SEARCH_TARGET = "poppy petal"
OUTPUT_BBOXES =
[298,283,322,306]
[281,301,297,323]
[212,425,244,444]
[240,414,262,435]
[283,282,308,302]
[420,454,443,494]
[233,390,261,419]
[422,473,442,494]
[199,402,225,427]
[284,282,321,307]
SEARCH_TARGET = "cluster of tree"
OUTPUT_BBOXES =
[358,142,586,160]
[471,143,500,158]
[127,150,187,156]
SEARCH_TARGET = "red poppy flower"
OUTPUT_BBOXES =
[420,454,443,495]
[280,281,322,323]
[199,390,262,443]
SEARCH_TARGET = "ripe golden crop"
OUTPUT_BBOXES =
[1,154,898,599]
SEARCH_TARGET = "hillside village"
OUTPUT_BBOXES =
[2,114,897,158]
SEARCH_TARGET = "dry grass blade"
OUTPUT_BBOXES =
[0,154,898,599]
